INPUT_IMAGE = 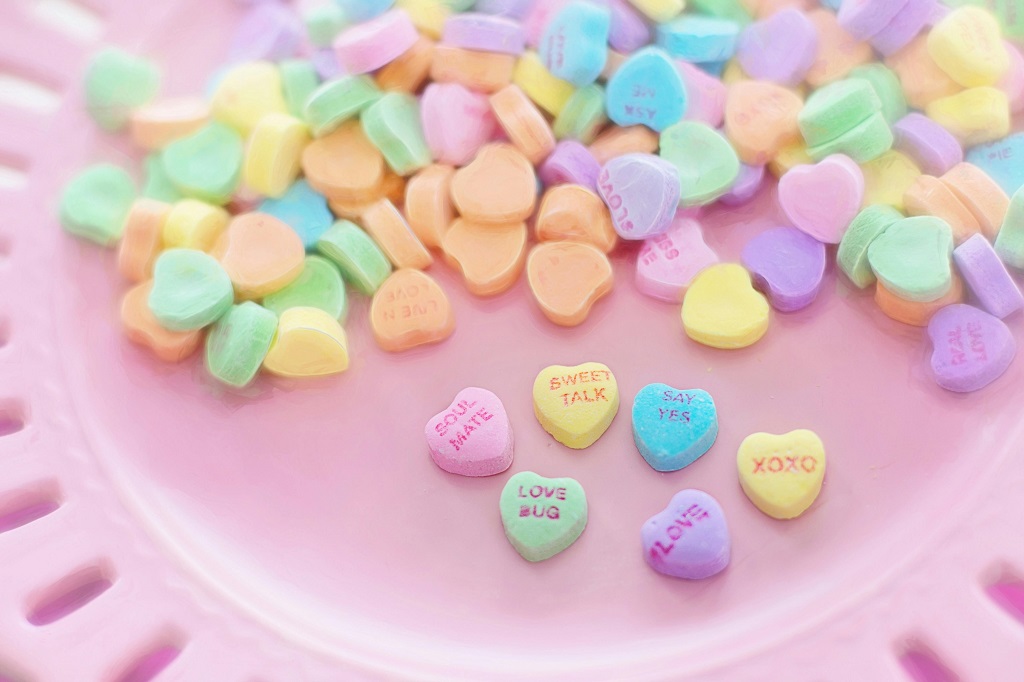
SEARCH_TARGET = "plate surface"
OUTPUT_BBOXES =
[3,1,1024,680]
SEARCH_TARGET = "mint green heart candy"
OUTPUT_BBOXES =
[280,59,321,118]
[304,75,381,137]
[807,112,893,163]
[143,154,182,202]
[304,4,348,47]
[553,84,608,144]
[867,216,954,302]
[263,255,348,320]
[996,186,1024,269]
[361,92,432,176]
[204,301,278,388]
[847,64,907,126]
[84,47,160,132]
[316,221,391,295]
[799,79,881,148]
[838,205,903,289]
[500,472,588,562]
[148,249,234,331]
[59,164,136,246]
[660,121,739,206]
[162,122,243,205]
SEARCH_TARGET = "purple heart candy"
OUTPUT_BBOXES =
[641,489,730,580]
[608,0,652,54]
[719,163,766,206]
[869,0,938,56]
[927,304,1017,393]
[442,13,526,55]
[838,0,911,41]
[742,226,827,312]
[893,113,963,176]
[953,234,1024,319]
[736,9,819,87]
[597,153,680,240]
[539,140,601,191]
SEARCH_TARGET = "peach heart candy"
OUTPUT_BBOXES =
[426,387,513,477]
[500,471,587,562]
[682,264,770,349]
[215,212,306,299]
[738,429,826,520]
[449,143,537,224]
[533,362,619,449]
[370,269,454,352]
[635,215,718,303]
[442,219,528,296]
[927,303,1016,393]
[642,489,730,580]
[526,241,614,327]
[778,154,865,244]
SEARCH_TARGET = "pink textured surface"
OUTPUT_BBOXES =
[2,1,1024,680]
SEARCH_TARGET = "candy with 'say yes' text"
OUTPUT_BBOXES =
[632,384,718,472]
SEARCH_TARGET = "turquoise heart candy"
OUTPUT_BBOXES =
[632,384,719,472]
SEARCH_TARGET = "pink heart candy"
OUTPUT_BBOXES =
[421,83,498,166]
[425,387,514,476]
[641,489,730,580]
[927,304,1016,393]
[635,215,718,302]
[778,154,864,244]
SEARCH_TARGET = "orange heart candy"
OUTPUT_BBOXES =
[536,184,617,253]
[450,144,537,224]
[301,120,385,202]
[121,282,203,362]
[370,269,455,352]
[442,219,528,296]
[118,198,169,282]
[360,199,433,270]
[527,241,614,327]
[725,81,804,165]
[215,212,306,299]
[404,164,455,249]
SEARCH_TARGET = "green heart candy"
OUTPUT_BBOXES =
[847,64,907,126]
[659,121,739,206]
[807,112,894,163]
[148,249,234,331]
[996,187,1024,269]
[204,301,278,388]
[799,79,881,148]
[316,221,391,295]
[837,205,903,289]
[867,216,954,302]
[142,154,182,203]
[59,164,137,246]
[162,122,243,205]
[280,59,321,118]
[553,84,607,144]
[500,471,588,562]
[84,47,161,132]
[361,92,432,176]
[262,255,348,320]
[304,75,380,137]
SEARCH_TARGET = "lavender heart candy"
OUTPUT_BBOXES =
[742,226,827,312]
[641,489,730,580]
[928,304,1017,393]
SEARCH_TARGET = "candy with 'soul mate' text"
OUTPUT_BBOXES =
[533,362,619,449]
[642,489,730,579]
[426,387,513,477]
[500,472,587,562]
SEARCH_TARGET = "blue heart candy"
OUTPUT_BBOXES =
[539,1,610,87]
[632,384,718,472]
[606,47,688,132]
[965,132,1024,196]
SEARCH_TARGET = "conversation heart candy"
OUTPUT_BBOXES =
[926,87,1011,147]
[724,80,804,165]
[421,82,496,166]
[442,220,528,296]
[928,304,1016,392]
[737,8,818,87]
[837,205,903,289]
[892,113,964,177]
[262,307,350,378]
[84,47,161,132]
[904,174,982,244]
[162,122,244,205]
[778,155,865,244]
[526,241,614,327]
[657,15,740,64]
[243,113,311,198]
[941,162,1011,240]
[838,0,909,40]
[433,44,517,94]
[360,199,433,270]
[533,362,619,449]
[553,84,608,144]
[118,199,169,282]
[540,1,610,86]
[148,249,234,331]
[370,269,454,352]
[129,96,209,151]
[861,150,921,211]
[489,84,557,164]
[302,121,386,203]
[500,472,587,562]
[450,144,537,224]
[737,429,826,520]
[966,132,1024,196]
[742,226,827,312]
[641,489,730,580]
[953,234,1024,319]
[605,47,688,132]
[876,273,965,327]
[805,8,873,87]
[304,75,382,138]
[263,255,347,320]
[536,185,616,253]
[333,9,419,74]
[258,179,333,250]
[868,216,954,302]
[682,264,770,349]
[720,163,766,206]
[632,384,718,472]
[597,154,680,240]
[204,301,278,388]
[426,387,513,477]
[847,63,908,125]
[539,141,602,190]
[798,79,881,149]
[443,12,526,54]
[928,6,1010,87]
[805,111,894,163]
[210,62,287,136]
[659,121,740,206]
[121,282,203,362]
[361,92,432,176]
[215,212,306,299]
[636,215,719,302]
[60,164,137,247]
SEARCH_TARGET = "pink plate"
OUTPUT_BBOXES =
[3,1,1024,679]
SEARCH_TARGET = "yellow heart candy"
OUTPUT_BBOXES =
[737,430,826,520]
[926,87,1011,146]
[262,307,349,378]
[861,150,921,211]
[681,264,770,349]
[927,6,1010,88]
[532,362,619,449]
